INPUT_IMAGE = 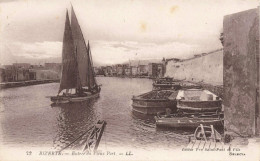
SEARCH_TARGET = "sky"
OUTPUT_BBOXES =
[0,0,258,66]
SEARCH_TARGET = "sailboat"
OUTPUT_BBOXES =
[50,7,101,104]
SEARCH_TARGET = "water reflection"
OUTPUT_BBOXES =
[1,78,189,150]
[53,99,99,150]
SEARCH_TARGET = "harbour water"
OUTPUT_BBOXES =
[0,77,190,151]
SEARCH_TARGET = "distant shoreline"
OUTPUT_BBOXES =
[96,75,153,79]
[0,79,60,89]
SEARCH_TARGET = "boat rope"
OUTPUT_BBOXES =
[59,126,95,152]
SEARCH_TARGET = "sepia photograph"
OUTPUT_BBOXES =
[0,0,259,160]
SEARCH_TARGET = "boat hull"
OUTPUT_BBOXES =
[152,83,181,90]
[132,90,178,115]
[155,116,224,128]
[132,101,176,115]
[176,89,222,112]
[177,100,222,112]
[50,92,100,104]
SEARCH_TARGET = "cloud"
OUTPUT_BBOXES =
[90,40,215,65]
[0,0,258,65]
[20,41,62,58]
[0,41,62,64]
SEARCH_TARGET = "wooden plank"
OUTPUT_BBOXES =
[203,140,211,150]
[209,141,216,149]
[215,142,223,149]
[200,124,207,142]
[198,140,206,149]
[210,125,216,142]
[192,140,201,149]
[187,140,195,149]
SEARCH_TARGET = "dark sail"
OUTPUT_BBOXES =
[58,10,77,93]
[70,6,90,88]
[87,41,97,88]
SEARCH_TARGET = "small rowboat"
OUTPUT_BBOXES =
[176,89,222,113]
[155,112,224,129]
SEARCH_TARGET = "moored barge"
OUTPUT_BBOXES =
[132,90,178,115]
[152,77,181,90]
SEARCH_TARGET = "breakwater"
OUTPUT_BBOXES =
[0,79,60,89]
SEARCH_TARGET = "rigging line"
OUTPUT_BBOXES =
[88,42,97,85]
[87,43,91,88]
[59,126,95,152]
[75,46,82,90]
[88,44,95,87]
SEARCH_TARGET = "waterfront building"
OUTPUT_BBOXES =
[3,65,18,82]
[124,66,132,76]
[0,68,5,82]
[111,65,117,76]
[93,67,99,75]
[148,63,158,78]
[131,66,138,77]
[138,64,148,76]
[29,69,36,80]
[148,63,165,78]
[106,66,113,76]
[13,63,31,69]
[34,69,60,80]
[17,68,30,81]
[100,66,107,76]
[30,64,45,69]
[157,63,164,77]
[44,63,62,73]
[116,64,123,76]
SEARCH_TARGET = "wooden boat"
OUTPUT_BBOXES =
[155,112,224,128]
[179,82,202,90]
[153,82,181,90]
[152,77,181,90]
[132,90,178,115]
[83,120,107,153]
[175,89,222,112]
[50,7,101,104]
[59,120,106,152]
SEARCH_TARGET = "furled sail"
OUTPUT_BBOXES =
[70,6,90,88]
[58,10,78,93]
